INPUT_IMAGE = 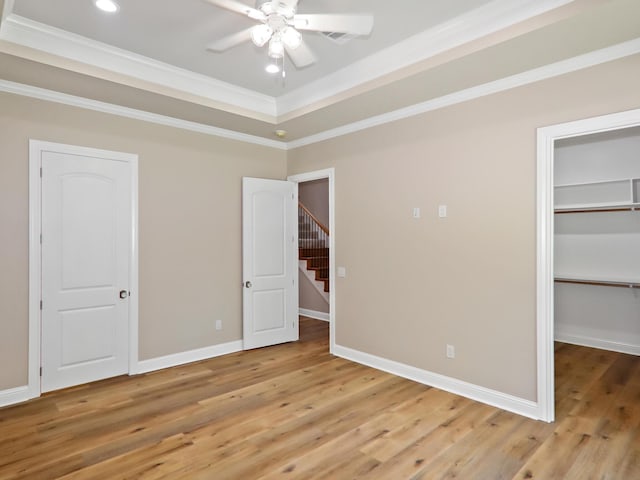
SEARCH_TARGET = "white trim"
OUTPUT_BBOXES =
[0,80,286,150]
[128,156,140,375]
[137,341,243,374]
[28,140,140,400]
[0,15,276,119]
[287,168,336,354]
[0,385,31,408]
[536,108,640,424]
[333,344,539,421]
[555,330,640,357]
[277,0,573,116]
[288,38,640,149]
[1,37,639,153]
[299,308,330,322]
[0,0,14,24]
[27,141,42,403]
[0,0,571,119]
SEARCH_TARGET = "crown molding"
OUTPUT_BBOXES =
[275,0,575,117]
[0,79,287,150]
[2,37,638,153]
[1,0,574,123]
[287,38,640,149]
[1,0,15,23]
[0,14,277,119]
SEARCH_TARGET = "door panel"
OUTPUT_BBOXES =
[243,178,298,350]
[41,151,131,392]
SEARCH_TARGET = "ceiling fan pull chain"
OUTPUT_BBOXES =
[281,55,287,85]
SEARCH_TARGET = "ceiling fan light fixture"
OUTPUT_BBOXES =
[265,63,280,74]
[251,24,273,47]
[268,38,284,59]
[94,0,119,13]
[281,26,302,50]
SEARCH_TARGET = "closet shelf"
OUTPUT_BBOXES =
[554,178,640,211]
[555,203,640,214]
[555,276,640,289]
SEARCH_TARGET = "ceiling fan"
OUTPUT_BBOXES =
[204,0,374,69]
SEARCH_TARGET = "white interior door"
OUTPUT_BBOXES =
[242,177,298,350]
[41,149,131,392]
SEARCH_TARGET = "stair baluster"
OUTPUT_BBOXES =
[298,202,330,293]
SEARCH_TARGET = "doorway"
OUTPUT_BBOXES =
[28,140,139,398]
[536,108,640,422]
[288,169,336,353]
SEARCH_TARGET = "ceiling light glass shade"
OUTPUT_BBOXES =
[268,38,284,59]
[95,0,119,13]
[251,24,273,47]
[281,27,302,50]
[265,63,280,74]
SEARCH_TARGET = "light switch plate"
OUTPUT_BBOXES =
[337,267,346,278]
[412,207,421,219]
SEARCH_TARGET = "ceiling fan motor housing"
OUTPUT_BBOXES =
[255,0,296,18]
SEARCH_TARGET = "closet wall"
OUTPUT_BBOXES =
[554,127,640,355]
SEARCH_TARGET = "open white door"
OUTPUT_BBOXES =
[242,177,298,350]
[41,149,131,392]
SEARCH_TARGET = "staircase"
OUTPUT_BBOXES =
[298,203,329,297]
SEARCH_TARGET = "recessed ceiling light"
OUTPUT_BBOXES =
[265,63,280,74]
[95,0,119,13]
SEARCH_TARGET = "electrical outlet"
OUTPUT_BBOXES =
[446,344,455,359]
[438,205,447,218]
[215,320,222,331]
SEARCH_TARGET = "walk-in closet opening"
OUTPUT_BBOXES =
[553,125,640,414]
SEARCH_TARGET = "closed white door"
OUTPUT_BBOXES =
[41,149,131,392]
[242,177,298,350]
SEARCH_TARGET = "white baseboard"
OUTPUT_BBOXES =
[299,308,330,322]
[332,344,540,421]
[136,340,243,374]
[555,330,640,356]
[0,385,33,408]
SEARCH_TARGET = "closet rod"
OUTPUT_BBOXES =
[555,207,638,214]
[555,278,640,289]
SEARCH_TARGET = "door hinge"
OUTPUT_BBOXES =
[40,300,43,310]
[40,234,42,244]
[39,367,42,377]
[40,167,42,178]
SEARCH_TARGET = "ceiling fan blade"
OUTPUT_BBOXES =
[206,27,253,51]
[293,14,374,36]
[285,40,316,68]
[278,0,300,10]
[202,0,266,21]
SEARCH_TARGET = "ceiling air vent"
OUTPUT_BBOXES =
[320,31,356,45]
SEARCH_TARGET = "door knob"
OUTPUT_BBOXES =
[245,281,252,288]
[119,290,129,299]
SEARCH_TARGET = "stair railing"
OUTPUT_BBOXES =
[298,202,329,251]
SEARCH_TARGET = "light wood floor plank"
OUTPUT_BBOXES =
[0,318,638,479]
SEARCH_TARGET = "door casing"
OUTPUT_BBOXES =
[28,140,139,400]
[536,108,640,422]
[288,168,336,353]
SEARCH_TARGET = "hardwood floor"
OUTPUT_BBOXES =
[1,318,638,479]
